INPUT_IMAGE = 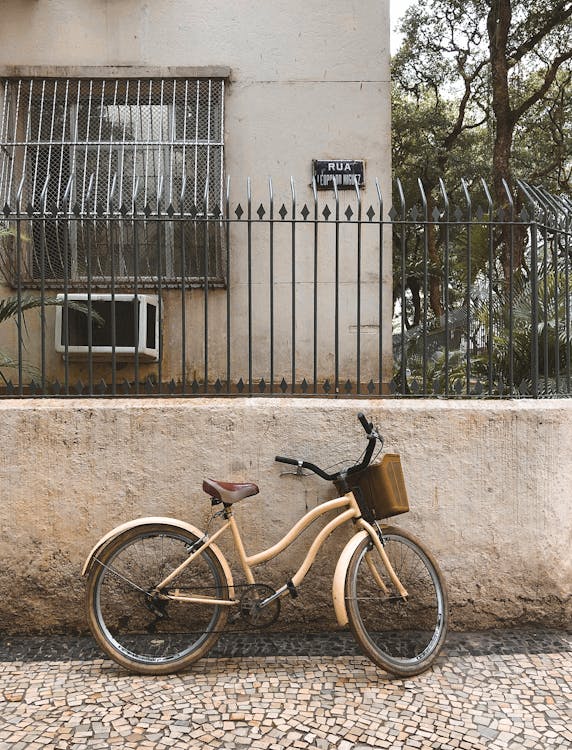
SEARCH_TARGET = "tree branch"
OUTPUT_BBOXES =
[512,50,572,123]
[510,3,572,66]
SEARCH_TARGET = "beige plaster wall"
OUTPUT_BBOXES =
[1,0,391,190]
[0,398,570,635]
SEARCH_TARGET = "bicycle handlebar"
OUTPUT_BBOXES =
[275,413,382,482]
[274,456,336,481]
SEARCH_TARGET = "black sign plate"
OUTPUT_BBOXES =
[313,159,365,190]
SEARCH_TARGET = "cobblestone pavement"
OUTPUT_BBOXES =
[0,632,570,750]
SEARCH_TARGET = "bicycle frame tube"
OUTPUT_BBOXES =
[235,495,358,571]
[156,493,362,605]
[156,521,232,592]
[156,493,407,610]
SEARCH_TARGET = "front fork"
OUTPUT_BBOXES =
[365,520,409,600]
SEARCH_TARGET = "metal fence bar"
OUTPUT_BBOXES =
[132,182,140,394]
[180,178,187,395]
[462,179,472,395]
[355,177,362,394]
[418,179,429,395]
[376,179,384,396]
[312,178,318,394]
[156,180,163,395]
[439,178,451,397]
[503,180,515,393]
[290,177,296,394]
[225,176,231,395]
[14,189,23,395]
[565,201,571,393]
[247,178,253,393]
[333,179,340,395]
[481,179,495,396]
[396,178,407,394]
[268,177,274,395]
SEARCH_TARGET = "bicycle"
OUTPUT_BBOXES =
[82,413,448,677]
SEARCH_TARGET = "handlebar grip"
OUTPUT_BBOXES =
[275,455,299,466]
[357,412,373,434]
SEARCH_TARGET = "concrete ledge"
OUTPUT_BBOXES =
[0,398,570,633]
[0,65,232,79]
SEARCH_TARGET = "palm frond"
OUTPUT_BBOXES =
[0,296,104,325]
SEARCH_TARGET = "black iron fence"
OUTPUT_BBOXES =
[0,175,570,398]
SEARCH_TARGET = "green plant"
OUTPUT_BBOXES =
[0,226,104,385]
[395,260,572,397]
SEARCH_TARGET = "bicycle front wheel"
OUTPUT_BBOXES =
[345,527,448,677]
[86,524,230,674]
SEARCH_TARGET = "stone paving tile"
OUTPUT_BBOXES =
[0,650,571,750]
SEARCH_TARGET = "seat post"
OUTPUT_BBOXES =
[226,511,255,584]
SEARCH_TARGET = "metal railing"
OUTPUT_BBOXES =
[0,175,570,399]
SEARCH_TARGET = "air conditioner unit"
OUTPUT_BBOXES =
[55,294,160,362]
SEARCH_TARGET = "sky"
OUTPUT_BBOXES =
[390,0,414,53]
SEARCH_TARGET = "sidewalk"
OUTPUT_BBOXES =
[0,631,570,750]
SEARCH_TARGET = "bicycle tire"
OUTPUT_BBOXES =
[86,523,230,674]
[345,526,448,677]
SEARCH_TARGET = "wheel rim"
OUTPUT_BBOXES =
[92,530,224,666]
[349,534,446,669]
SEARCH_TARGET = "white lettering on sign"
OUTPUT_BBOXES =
[327,162,354,172]
[318,174,362,187]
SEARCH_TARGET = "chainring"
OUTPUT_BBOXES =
[239,584,281,628]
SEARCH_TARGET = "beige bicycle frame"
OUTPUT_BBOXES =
[157,492,408,607]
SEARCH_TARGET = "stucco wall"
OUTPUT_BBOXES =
[0,0,391,186]
[0,398,570,635]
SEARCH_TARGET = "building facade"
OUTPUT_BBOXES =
[0,1,392,393]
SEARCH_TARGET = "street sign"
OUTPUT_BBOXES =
[313,160,365,190]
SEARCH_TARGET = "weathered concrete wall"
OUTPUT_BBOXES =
[0,398,570,634]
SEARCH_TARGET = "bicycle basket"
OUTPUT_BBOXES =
[336,454,409,519]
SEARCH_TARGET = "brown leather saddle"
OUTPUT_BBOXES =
[202,479,259,505]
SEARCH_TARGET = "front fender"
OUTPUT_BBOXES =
[81,516,234,598]
[332,529,370,627]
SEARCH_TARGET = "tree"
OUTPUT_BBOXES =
[394,0,572,275]
[487,1,572,195]
[513,68,572,193]
[392,85,491,323]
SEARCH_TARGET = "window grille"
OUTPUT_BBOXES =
[0,77,226,287]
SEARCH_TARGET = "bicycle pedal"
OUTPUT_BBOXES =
[286,580,299,599]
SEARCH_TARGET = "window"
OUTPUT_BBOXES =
[0,76,226,287]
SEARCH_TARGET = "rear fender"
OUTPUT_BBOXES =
[81,516,234,598]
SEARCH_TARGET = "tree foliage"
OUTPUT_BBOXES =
[393,0,572,202]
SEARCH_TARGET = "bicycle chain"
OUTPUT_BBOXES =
[146,582,285,633]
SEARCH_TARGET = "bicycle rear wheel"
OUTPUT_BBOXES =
[345,527,448,677]
[86,523,230,674]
